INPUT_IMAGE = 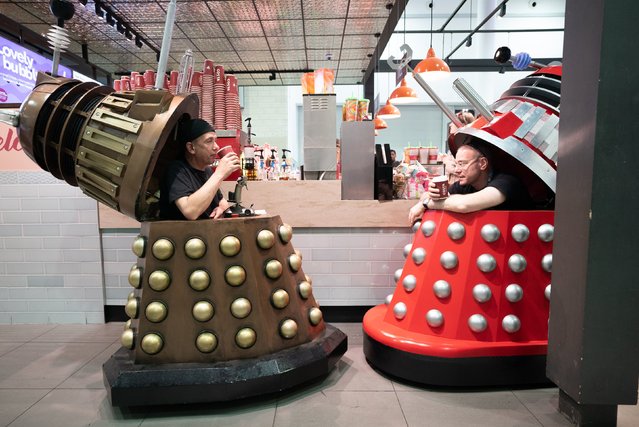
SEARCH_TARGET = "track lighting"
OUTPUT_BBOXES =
[499,3,506,18]
[135,36,143,48]
[106,13,115,26]
[116,22,125,34]
[465,37,472,48]
[268,72,276,81]
[94,3,104,19]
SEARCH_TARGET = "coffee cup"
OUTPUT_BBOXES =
[432,175,449,197]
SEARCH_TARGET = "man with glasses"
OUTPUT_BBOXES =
[408,141,533,224]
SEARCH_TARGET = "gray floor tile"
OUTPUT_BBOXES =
[618,402,639,427]
[512,388,573,426]
[0,342,111,388]
[139,398,277,426]
[8,389,142,427]
[58,343,122,389]
[0,389,49,426]
[396,390,542,427]
[0,325,56,342]
[330,322,363,346]
[319,344,394,392]
[274,390,406,427]
[34,323,123,343]
[0,343,22,358]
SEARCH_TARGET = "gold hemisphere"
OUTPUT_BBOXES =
[256,229,275,249]
[295,249,303,260]
[305,274,313,285]
[298,281,312,299]
[192,300,215,322]
[219,235,241,257]
[309,307,323,326]
[124,298,138,319]
[184,237,207,259]
[127,291,135,301]
[225,266,246,287]
[128,266,141,289]
[288,254,302,272]
[148,270,171,292]
[278,224,293,243]
[189,269,211,291]
[140,333,163,355]
[152,238,174,260]
[264,259,283,279]
[131,236,146,258]
[121,329,134,349]
[196,332,218,353]
[230,298,252,319]
[125,319,132,330]
[235,327,257,349]
[271,289,290,309]
[145,301,168,323]
[279,319,298,339]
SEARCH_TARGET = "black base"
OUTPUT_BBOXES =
[103,324,347,406]
[558,389,618,426]
[364,332,552,387]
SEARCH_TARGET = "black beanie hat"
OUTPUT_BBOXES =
[176,118,214,145]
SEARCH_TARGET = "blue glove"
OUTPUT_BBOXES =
[512,52,531,70]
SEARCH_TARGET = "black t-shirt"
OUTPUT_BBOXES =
[449,172,534,210]
[159,158,223,220]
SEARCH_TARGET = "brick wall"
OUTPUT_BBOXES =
[0,171,104,324]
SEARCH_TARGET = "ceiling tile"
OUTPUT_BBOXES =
[262,20,304,37]
[233,74,255,86]
[342,34,378,49]
[168,38,195,53]
[254,0,302,20]
[87,52,112,65]
[200,51,242,63]
[240,51,275,62]
[306,35,343,50]
[336,69,367,78]
[219,21,264,38]
[177,21,225,38]
[192,38,234,52]
[135,23,187,40]
[340,48,373,61]
[336,76,360,84]
[2,3,44,23]
[207,0,259,21]
[271,50,306,62]
[223,62,248,72]
[173,1,213,22]
[268,37,305,51]
[304,19,345,36]
[307,50,335,61]
[276,60,308,70]
[110,2,167,23]
[230,37,270,51]
[252,77,281,86]
[347,0,393,18]
[338,59,368,70]
[88,40,127,54]
[244,62,277,71]
[308,60,338,70]
[303,0,349,19]
[345,17,389,35]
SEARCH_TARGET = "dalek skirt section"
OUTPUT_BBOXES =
[125,215,328,364]
[363,210,553,386]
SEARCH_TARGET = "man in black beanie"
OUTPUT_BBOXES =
[159,118,241,220]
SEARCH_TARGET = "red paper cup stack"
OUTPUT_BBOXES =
[190,71,203,119]
[135,74,145,91]
[130,72,139,90]
[121,76,131,91]
[225,74,241,130]
[144,70,155,90]
[113,80,121,92]
[169,70,179,95]
[201,59,215,127]
[214,65,226,130]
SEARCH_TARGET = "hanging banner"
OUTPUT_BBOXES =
[0,35,72,104]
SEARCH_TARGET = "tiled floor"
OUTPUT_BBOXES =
[0,323,637,427]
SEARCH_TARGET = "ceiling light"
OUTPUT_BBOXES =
[268,72,276,81]
[373,116,388,130]
[106,13,115,26]
[499,3,506,18]
[389,78,418,104]
[135,36,143,48]
[116,22,125,34]
[465,37,472,48]
[377,99,401,120]
[94,3,104,19]
[125,29,133,40]
[414,1,450,80]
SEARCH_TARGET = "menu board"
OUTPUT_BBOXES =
[0,35,72,104]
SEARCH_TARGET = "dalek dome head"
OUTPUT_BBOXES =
[17,72,200,222]
[449,66,561,207]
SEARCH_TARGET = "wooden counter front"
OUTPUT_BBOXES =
[98,180,417,229]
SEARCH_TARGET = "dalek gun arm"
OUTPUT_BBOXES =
[225,177,254,217]
[0,110,20,127]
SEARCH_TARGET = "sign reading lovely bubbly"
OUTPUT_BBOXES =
[0,35,72,104]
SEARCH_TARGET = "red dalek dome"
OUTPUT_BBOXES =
[363,48,560,386]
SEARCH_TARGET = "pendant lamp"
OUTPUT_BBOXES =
[377,99,401,120]
[414,1,450,80]
[389,78,418,104]
[373,115,388,130]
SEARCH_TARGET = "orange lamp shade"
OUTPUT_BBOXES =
[377,99,401,119]
[414,47,451,79]
[373,116,388,130]
[389,78,418,104]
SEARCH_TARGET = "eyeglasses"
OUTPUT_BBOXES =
[454,157,482,170]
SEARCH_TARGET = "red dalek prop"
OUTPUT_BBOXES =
[363,50,561,386]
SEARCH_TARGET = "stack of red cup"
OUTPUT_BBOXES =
[224,74,241,130]
[121,76,131,91]
[143,70,155,90]
[190,71,203,119]
[214,65,226,130]
[169,71,179,95]
[201,59,215,127]
[130,72,139,90]
[113,80,121,92]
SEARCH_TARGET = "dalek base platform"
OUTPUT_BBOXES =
[104,324,347,406]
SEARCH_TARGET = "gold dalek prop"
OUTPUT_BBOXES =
[15,73,347,406]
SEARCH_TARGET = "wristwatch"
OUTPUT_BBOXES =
[422,197,430,209]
